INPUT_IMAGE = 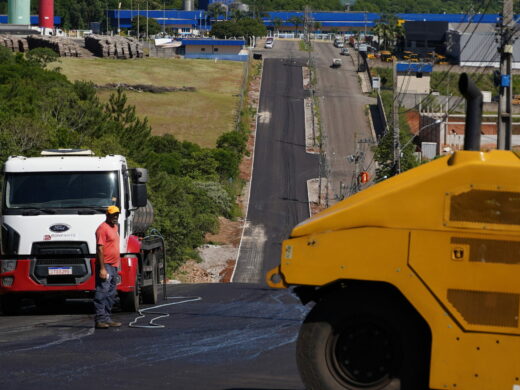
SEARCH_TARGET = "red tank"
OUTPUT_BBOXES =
[38,0,54,29]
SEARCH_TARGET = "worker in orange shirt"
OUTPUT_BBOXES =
[94,206,123,329]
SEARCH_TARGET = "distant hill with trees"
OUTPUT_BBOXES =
[351,0,504,14]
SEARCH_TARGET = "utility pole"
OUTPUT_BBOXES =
[497,0,515,150]
[393,61,401,174]
[117,2,121,35]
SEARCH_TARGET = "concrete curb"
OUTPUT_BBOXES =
[366,104,378,144]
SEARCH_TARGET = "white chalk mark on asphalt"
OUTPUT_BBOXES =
[258,111,272,124]
[8,327,94,353]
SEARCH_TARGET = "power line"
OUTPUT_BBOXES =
[396,0,496,115]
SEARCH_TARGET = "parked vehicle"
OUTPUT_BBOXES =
[340,48,350,56]
[0,149,164,315]
[380,50,395,62]
[265,37,274,49]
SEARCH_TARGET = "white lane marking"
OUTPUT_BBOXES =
[233,223,267,284]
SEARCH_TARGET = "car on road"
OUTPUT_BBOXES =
[340,48,350,56]
[331,58,342,68]
[333,39,345,48]
[265,37,274,49]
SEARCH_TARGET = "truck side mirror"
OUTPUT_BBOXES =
[132,184,148,208]
[129,168,148,184]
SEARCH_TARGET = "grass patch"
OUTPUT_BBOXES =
[52,57,244,148]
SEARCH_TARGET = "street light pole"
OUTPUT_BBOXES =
[497,0,514,150]
[393,61,401,174]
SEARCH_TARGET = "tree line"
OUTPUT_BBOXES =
[0,47,250,271]
[351,0,506,14]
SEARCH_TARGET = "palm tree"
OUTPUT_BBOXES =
[272,17,283,34]
[289,15,304,35]
[207,2,227,21]
[378,23,396,50]
[372,23,384,49]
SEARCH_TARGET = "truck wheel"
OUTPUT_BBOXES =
[142,254,158,304]
[119,280,140,312]
[296,295,430,390]
[0,295,20,316]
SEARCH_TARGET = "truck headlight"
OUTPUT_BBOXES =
[1,260,17,273]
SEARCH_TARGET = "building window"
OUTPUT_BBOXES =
[201,48,205,52]
[214,48,219,52]
[182,27,190,33]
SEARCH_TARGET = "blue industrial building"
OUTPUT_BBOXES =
[107,9,207,33]
[105,10,517,35]
[0,15,61,25]
[182,38,247,61]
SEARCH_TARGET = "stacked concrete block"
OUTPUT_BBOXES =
[85,35,143,59]
[26,36,82,57]
[0,35,29,52]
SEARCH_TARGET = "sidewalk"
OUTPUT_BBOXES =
[350,52,372,94]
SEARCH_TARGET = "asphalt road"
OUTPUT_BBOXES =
[312,41,376,201]
[0,283,307,390]
[233,48,319,283]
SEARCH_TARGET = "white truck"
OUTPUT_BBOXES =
[0,149,164,315]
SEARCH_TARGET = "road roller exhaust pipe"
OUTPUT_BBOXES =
[459,73,482,151]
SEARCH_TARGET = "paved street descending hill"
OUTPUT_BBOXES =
[312,41,376,202]
[233,54,319,284]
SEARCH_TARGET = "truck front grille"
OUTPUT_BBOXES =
[37,259,87,266]
[30,241,92,286]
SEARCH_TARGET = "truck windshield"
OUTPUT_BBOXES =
[4,172,119,210]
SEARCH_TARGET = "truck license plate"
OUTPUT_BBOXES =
[48,267,73,275]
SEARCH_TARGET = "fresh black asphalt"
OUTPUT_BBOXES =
[233,58,319,283]
[0,284,307,390]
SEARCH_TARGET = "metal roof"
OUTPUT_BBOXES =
[182,39,245,46]
[263,21,374,27]
[108,10,206,19]
[0,15,62,24]
[265,11,380,22]
[397,13,502,23]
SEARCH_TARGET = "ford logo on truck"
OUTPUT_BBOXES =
[50,224,70,232]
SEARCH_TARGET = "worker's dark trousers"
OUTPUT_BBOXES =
[94,264,118,323]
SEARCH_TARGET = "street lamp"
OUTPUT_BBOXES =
[399,118,443,157]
